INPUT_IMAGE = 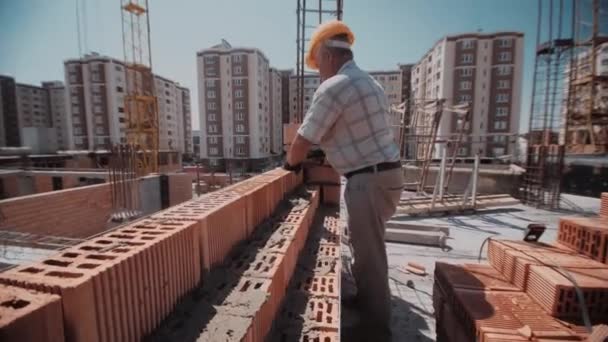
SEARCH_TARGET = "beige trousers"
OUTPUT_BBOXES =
[344,167,403,341]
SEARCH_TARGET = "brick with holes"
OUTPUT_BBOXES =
[0,284,64,342]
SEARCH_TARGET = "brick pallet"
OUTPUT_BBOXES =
[434,263,588,342]
[557,216,608,264]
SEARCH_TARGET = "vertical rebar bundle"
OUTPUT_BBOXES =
[109,144,141,222]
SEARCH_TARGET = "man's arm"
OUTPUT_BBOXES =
[286,134,313,167]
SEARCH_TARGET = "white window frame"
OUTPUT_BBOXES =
[208,113,216,121]
[236,136,245,144]
[492,147,506,156]
[498,80,510,89]
[235,66,242,74]
[497,66,511,76]
[460,68,473,77]
[206,80,214,87]
[204,56,215,64]
[234,79,243,86]
[235,90,243,98]
[209,147,218,155]
[458,94,472,104]
[236,124,245,133]
[235,112,244,120]
[235,102,244,110]
[496,94,509,103]
[209,124,217,133]
[461,54,473,64]
[206,68,217,76]
[236,146,244,155]
[496,107,508,117]
[494,120,507,130]
[207,91,216,99]
[462,40,474,49]
[498,38,512,48]
[459,81,472,90]
[209,136,218,144]
[498,51,512,62]
[207,102,216,110]
[232,54,242,62]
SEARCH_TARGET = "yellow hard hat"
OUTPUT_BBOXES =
[305,20,355,70]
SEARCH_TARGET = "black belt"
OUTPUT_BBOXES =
[345,161,401,179]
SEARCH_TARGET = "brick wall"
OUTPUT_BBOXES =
[34,175,53,193]
[0,183,112,238]
[168,172,193,207]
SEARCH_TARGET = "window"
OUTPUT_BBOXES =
[497,66,511,75]
[458,94,472,104]
[460,68,473,77]
[436,72,441,80]
[498,39,512,48]
[602,59,608,66]
[462,40,474,49]
[204,56,215,64]
[235,102,244,110]
[496,107,508,117]
[207,91,216,98]
[91,73,100,82]
[235,66,242,74]
[459,81,472,90]
[206,68,217,76]
[235,112,244,120]
[496,94,509,103]
[119,117,126,123]
[207,102,216,110]
[498,80,510,89]
[389,75,398,81]
[118,107,124,113]
[165,99,171,104]
[235,90,243,98]
[492,147,506,156]
[236,136,245,144]
[493,135,507,143]
[94,105,102,113]
[209,114,216,121]
[236,124,245,133]
[236,147,244,155]
[494,120,507,130]
[115,65,122,71]
[206,80,214,87]
[461,54,473,64]
[457,147,468,156]
[498,52,511,62]
[209,147,218,155]
[208,124,218,133]
[209,136,218,144]
[232,54,242,62]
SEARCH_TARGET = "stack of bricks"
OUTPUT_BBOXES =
[0,218,200,341]
[271,207,342,341]
[304,162,341,206]
[0,167,305,341]
[149,187,319,341]
[0,284,64,342]
[601,192,608,218]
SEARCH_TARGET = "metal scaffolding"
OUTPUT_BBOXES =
[523,0,607,208]
[294,0,343,123]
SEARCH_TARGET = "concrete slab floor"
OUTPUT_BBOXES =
[340,193,601,341]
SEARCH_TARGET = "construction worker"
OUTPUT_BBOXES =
[284,20,403,341]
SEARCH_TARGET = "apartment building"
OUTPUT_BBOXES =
[178,86,194,157]
[64,53,191,153]
[269,68,283,154]
[279,70,292,124]
[288,74,320,123]
[411,32,524,158]
[197,40,281,171]
[0,75,67,153]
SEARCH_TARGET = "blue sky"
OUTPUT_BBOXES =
[0,0,546,130]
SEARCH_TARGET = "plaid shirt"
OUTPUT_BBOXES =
[298,60,400,175]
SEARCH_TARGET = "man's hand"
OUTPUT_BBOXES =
[283,161,302,173]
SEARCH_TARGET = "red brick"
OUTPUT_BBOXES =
[322,185,340,205]
[526,265,608,321]
[305,165,340,185]
[196,314,256,341]
[600,193,608,218]
[0,284,64,342]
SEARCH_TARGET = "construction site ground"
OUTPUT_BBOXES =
[340,192,601,341]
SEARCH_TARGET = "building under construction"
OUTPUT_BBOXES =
[522,0,608,209]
